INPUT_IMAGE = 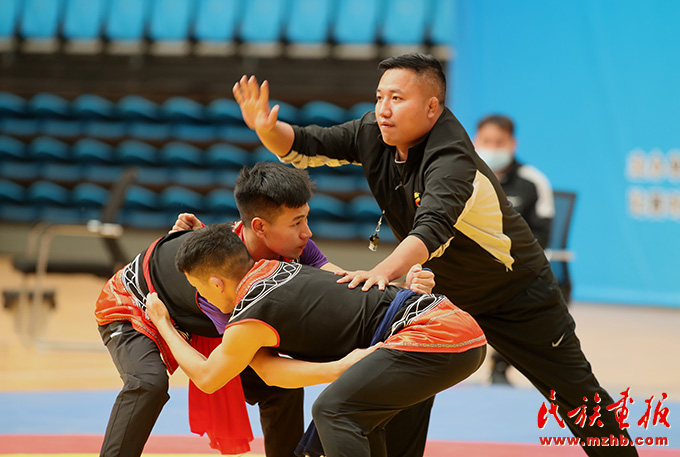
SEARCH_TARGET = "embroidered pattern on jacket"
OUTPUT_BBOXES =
[388,294,445,337]
[233,261,302,316]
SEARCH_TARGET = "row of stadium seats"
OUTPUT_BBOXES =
[0,177,392,241]
[0,0,453,57]
[0,158,370,193]
[0,136,253,166]
[0,134,368,192]
[0,92,373,128]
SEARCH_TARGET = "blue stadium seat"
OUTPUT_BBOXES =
[122,209,173,229]
[0,135,27,161]
[72,138,115,163]
[149,0,194,54]
[159,141,203,167]
[128,122,171,141]
[135,167,170,186]
[206,98,243,124]
[117,95,159,121]
[213,169,239,188]
[205,143,249,170]
[249,146,281,166]
[285,0,333,44]
[0,118,39,136]
[0,203,39,223]
[239,0,286,43]
[205,188,238,217]
[162,97,206,122]
[348,101,375,120]
[430,0,454,46]
[308,193,347,220]
[159,186,204,212]
[39,206,91,224]
[348,195,382,221]
[29,93,71,118]
[217,125,259,144]
[40,119,83,137]
[299,101,347,127]
[0,179,26,204]
[333,0,381,45]
[308,171,362,194]
[124,185,158,210]
[72,182,109,207]
[193,0,240,44]
[170,168,215,187]
[381,0,430,46]
[82,164,123,183]
[116,139,157,165]
[149,0,194,41]
[72,94,116,119]
[62,0,108,42]
[28,136,70,162]
[0,161,42,181]
[270,99,299,125]
[82,120,127,139]
[0,93,28,117]
[20,0,64,41]
[105,0,152,42]
[172,123,216,142]
[310,221,357,241]
[0,0,22,50]
[40,163,82,183]
[27,180,70,206]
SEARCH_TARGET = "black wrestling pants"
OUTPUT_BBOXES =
[99,321,304,457]
[240,366,305,457]
[312,346,486,457]
[99,321,170,457]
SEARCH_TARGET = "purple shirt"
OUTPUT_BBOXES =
[199,239,329,334]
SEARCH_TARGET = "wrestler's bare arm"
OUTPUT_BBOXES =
[250,345,382,389]
[146,292,276,394]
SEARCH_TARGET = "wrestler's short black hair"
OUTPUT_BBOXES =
[477,114,515,136]
[176,223,253,281]
[234,162,313,224]
[378,53,447,103]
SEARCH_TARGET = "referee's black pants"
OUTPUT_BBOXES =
[98,321,304,457]
[474,262,638,456]
[312,346,486,457]
[382,263,638,457]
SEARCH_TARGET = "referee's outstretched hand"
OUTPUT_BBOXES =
[233,75,280,134]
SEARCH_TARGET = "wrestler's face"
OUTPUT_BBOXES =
[376,69,439,157]
[260,204,312,260]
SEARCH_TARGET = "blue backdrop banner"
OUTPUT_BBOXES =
[451,0,680,307]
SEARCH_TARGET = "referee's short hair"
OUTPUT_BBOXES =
[378,53,447,104]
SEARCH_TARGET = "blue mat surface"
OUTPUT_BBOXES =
[1,383,676,447]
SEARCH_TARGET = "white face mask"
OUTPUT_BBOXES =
[476,147,514,172]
